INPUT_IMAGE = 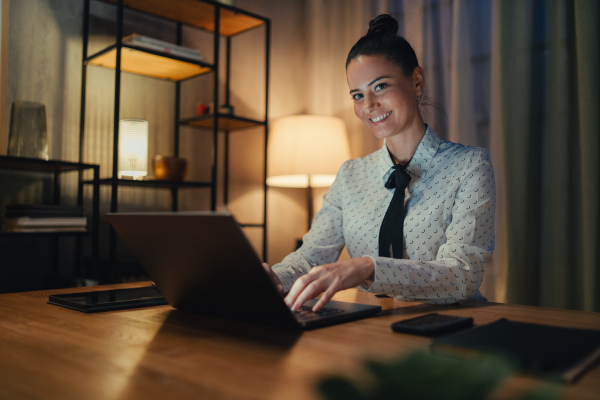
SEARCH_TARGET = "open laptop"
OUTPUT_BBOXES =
[106,211,381,330]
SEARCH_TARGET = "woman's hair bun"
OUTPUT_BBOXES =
[367,14,399,36]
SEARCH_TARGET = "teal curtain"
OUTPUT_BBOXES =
[499,0,599,311]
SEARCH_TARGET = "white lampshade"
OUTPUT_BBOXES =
[118,119,149,179]
[267,115,350,188]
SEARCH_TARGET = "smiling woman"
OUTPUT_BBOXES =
[347,56,425,164]
[264,14,496,313]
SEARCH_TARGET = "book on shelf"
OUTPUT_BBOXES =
[4,216,87,227]
[4,226,87,233]
[431,318,600,383]
[123,34,203,61]
[3,204,87,232]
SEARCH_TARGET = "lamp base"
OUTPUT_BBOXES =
[118,175,146,180]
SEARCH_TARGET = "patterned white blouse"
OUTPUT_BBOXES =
[272,126,496,304]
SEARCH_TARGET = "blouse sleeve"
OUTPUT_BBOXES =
[362,148,496,304]
[271,161,350,294]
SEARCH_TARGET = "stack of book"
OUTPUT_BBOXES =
[3,205,87,233]
[123,34,203,61]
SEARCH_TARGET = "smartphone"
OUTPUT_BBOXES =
[48,286,168,313]
[391,313,473,336]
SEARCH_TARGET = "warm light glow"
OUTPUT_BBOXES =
[266,175,337,188]
[118,119,149,179]
[267,115,350,188]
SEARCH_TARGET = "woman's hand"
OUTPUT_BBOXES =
[262,263,284,296]
[284,257,375,312]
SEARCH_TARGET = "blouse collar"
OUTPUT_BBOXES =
[378,125,441,183]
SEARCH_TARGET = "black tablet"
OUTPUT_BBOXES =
[48,286,168,313]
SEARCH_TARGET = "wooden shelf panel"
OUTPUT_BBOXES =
[84,178,212,189]
[0,230,92,238]
[181,114,265,131]
[0,156,98,173]
[102,0,266,36]
[88,47,212,81]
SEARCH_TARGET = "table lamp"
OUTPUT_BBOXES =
[267,115,350,232]
[118,119,149,180]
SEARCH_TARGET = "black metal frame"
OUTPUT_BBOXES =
[0,156,100,281]
[79,0,270,280]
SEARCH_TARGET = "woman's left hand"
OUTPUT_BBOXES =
[284,257,375,312]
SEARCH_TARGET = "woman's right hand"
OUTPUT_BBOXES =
[283,257,374,312]
[262,263,284,296]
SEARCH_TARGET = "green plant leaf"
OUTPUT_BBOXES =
[318,351,516,400]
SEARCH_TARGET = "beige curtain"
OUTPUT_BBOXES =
[498,0,599,311]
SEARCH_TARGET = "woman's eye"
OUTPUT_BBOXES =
[352,93,363,101]
[374,83,388,91]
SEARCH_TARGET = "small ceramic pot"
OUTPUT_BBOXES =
[153,155,189,181]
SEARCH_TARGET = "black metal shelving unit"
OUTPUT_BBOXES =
[79,0,270,280]
[0,155,100,282]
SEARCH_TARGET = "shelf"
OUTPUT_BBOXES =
[0,156,99,173]
[84,178,212,189]
[0,156,100,284]
[0,230,92,238]
[81,0,270,266]
[180,114,265,131]
[102,0,266,36]
[88,46,212,81]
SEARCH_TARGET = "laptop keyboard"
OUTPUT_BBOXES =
[294,305,344,320]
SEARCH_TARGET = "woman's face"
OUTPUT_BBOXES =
[346,55,424,141]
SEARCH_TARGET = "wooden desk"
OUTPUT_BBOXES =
[1,282,599,400]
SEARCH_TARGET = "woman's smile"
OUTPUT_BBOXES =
[371,111,392,123]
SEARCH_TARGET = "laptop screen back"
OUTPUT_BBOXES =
[107,212,299,328]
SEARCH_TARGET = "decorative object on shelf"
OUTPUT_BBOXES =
[196,103,210,116]
[267,115,350,231]
[153,155,189,181]
[218,104,234,115]
[118,119,149,180]
[7,101,49,160]
[216,0,236,6]
[123,34,203,61]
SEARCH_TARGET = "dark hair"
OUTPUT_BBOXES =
[346,14,419,77]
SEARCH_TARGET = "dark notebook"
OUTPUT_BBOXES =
[432,318,600,382]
